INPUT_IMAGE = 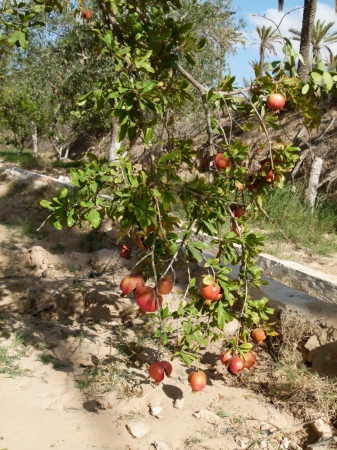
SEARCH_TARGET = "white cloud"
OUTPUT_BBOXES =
[243,2,337,62]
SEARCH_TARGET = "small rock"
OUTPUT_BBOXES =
[281,437,290,449]
[193,409,220,425]
[126,421,150,439]
[223,318,240,336]
[304,336,320,352]
[260,422,271,431]
[24,351,31,357]
[234,436,248,449]
[310,419,333,438]
[173,398,184,409]
[153,442,170,450]
[260,441,268,449]
[226,427,236,434]
[150,406,163,418]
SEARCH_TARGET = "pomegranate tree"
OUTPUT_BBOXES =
[33,0,331,399]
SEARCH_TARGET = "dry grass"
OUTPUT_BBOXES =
[249,310,337,427]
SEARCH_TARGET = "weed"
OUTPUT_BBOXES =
[36,354,52,365]
[75,355,144,399]
[69,265,83,273]
[18,217,37,238]
[0,346,25,377]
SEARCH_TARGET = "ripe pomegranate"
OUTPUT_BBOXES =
[228,356,245,375]
[135,235,149,250]
[82,10,92,20]
[149,361,165,385]
[120,244,131,259]
[266,93,285,111]
[230,205,245,218]
[160,360,173,377]
[214,153,233,172]
[231,222,244,236]
[243,352,257,369]
[120,272,145,296]
[135,286,163,312]
[246,179,260,192]
[260,162,279,183]
[220,350,232,367]
[158,277,173,295]
[251,328,267,345]
[200,279,222,305]
[188,370,207,393]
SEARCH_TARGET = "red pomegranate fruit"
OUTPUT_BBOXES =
[214,153,233,172]
[251,328,267,345]
[228,356,245,375]
[243,352,257,369]
[135,286,163,312]
[149,361,165,385]
[266,93,286,111]
[220,350,232,367]
[120,272,144,297]
[160,360,173,377]
[82,10,92,20]
[158,278,173,295]
[188,370,207,393]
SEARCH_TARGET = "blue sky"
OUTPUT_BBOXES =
[227,0,337,85]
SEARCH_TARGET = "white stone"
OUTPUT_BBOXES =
[173,398,184,409]
[150,406,163,417]
[310,419,333,438]
[281,437,290,449]
[304,335,320,352]
[223,318,240,336]
[193,409,220,425]
[260,441,268,449]
[126,421,150,439]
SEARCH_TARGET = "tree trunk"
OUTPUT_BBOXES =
[31,120,38,157]
[298,0,317,82]
[259,46,265,77]
[108,117,121,162]
[306,156,323,211]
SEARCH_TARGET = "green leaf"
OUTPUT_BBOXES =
[40,200,53,210]
[186,245,202,262]
[144,127,153,144]
[311,71,322,83]
[217,302,233,329]
[87,209,101,228]
[159,149,181,163]
[18,31,27,50]
[323,71,334,91]
[59,188,68,199]
[302,84,309,94]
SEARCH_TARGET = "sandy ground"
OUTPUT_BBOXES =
[0,172,335,450]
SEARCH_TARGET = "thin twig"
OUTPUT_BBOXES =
[150,235,162,360]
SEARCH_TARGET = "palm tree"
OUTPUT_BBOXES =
[289,19,337,64]
[256,26,282,76]
[278,0,317,81]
